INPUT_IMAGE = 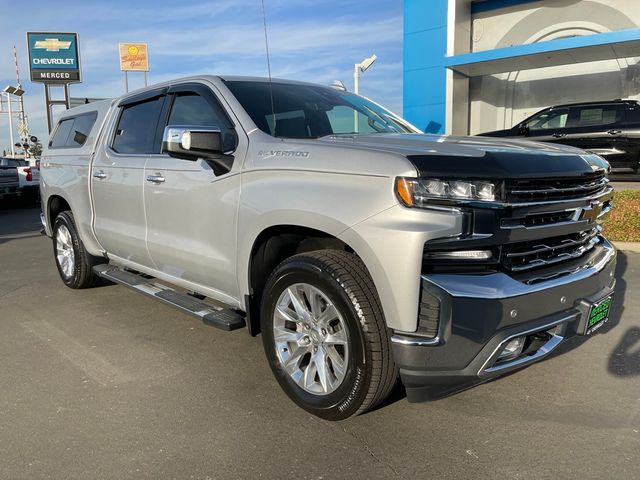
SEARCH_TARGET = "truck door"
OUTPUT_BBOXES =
[560,104,632,170]
[521,107,570,143]
[91,89,166,267]
[143,82,245,302]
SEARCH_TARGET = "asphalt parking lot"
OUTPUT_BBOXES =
[1,204,639,480]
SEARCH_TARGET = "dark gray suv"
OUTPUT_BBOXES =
[479,100,640,174]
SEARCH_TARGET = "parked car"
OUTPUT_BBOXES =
[40,76,615,419]
[0,159,20,202]
[479,100,640,173]
[0,157,40,202]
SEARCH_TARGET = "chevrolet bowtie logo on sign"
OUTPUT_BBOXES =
[27,32,81,84]
[34,38,72,52]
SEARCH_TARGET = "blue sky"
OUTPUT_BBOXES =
[0,0,403,151]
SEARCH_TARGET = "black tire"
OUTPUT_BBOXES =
[52,211,104,289]
[260,250,398,420]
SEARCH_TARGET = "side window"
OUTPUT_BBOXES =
[525,109,569,131]
[50,118,75,147]
[326,105,377,134]
[168,92,235,150]
[49,112,98,148]
[572,105,622,128]
[266,110,308,138]
[112,96,164,154]
[68,112,98,146]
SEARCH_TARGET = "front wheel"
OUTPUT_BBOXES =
[260,250,397,420]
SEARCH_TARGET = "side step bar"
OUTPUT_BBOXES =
[93,264,245,331]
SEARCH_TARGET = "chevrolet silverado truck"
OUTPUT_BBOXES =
[0,157,40,202]
[0,160,20,202]
[40,76,616,420]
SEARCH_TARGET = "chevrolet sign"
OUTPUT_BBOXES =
[27,32,81,84]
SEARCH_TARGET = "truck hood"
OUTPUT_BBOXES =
[317,133,609,179]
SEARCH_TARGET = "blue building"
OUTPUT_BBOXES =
[403,0,640,135]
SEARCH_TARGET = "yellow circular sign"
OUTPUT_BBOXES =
[127,45,139,56]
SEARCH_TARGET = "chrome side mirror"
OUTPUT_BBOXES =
[162,125,223,161]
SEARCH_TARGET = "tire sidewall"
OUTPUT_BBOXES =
[261,257,372,420]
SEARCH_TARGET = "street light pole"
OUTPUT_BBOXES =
[353,54,377,133]
[6,93,15,157]
[3,86,26,158]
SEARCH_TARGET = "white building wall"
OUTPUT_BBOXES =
[468,0,640,134]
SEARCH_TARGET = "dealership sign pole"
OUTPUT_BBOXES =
[27,32,81,133]
[119,43,149,93]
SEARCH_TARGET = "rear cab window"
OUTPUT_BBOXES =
[0,158,27,167]
[49,111,98,148]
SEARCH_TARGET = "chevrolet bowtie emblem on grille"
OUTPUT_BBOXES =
[580,200,603,223]
[34,38,72,51]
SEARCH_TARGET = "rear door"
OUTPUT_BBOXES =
[558,104,630,168]
[143,82,244,301]
[92,89,166,267]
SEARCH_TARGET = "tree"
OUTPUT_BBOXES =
[29,142,43,158]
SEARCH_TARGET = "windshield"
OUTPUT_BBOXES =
[224,80,420,138]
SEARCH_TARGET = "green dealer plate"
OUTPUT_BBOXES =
[585,295,612,335]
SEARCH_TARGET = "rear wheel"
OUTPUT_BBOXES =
[260,250,397,420]
[52,211,103,289]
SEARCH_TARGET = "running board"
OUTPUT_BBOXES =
[93,264,245,331]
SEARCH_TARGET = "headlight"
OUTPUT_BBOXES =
[395,177,497,207]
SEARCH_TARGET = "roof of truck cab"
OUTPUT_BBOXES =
[218,75,321,86]
[547,99,639,109]
[112,75,326,105]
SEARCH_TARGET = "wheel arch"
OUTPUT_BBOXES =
[244,224,354,335]
[44,191,104,257]
[47,194,72,231]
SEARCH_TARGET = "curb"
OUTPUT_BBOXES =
[613,241,640,253]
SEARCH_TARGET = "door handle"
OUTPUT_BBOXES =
[146,174,166,184]
[93,170,107,180]
[552,133,566,138]
[607,129,622,135]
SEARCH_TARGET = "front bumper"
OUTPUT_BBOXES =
[392,237,617,402]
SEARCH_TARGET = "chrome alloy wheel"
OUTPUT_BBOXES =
[55,224,75,279]
[273,283,349,395]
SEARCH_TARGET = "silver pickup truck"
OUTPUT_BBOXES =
[40,76,616,420]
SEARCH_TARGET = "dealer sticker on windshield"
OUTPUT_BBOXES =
[585,295,612,335]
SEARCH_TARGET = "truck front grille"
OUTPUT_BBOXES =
[501,228,600,272]
[505,172,607,203]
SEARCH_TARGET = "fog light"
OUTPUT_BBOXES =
[497,336,525,362]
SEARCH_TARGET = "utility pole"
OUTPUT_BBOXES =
[13,45,28,147]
